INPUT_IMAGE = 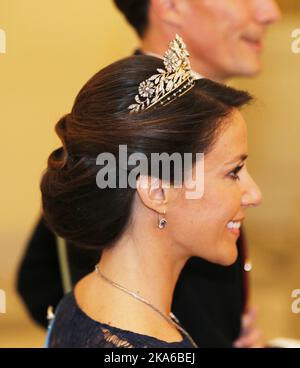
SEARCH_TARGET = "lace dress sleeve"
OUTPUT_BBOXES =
[92,327,137,348]
[46,292,195,348]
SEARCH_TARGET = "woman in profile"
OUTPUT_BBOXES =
[42,36,262,348]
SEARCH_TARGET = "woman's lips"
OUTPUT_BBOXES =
[228,227,241,237]
[227,221,242,237]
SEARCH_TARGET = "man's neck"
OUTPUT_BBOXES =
[140,38,226,83]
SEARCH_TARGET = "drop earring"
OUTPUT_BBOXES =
[158,210,167,229]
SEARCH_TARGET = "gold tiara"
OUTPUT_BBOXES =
[128,35,196,114]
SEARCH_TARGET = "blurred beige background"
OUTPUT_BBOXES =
[0,0,299,347]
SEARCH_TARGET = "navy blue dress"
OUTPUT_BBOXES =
[46,291,196,348]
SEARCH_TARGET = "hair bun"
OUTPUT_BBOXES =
[48,115,70,170]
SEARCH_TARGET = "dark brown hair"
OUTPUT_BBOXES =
[114,0,150,37]
[40,55,252,250]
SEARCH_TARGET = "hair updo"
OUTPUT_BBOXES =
[40,55,252,250]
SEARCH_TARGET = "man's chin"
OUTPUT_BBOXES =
[225,57,262,79]
[238,57,262,78]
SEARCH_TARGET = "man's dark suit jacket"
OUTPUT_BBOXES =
[17,51,249,347]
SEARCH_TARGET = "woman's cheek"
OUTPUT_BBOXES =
[211,181,241,218]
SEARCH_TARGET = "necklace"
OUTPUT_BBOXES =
[95,265,198,348]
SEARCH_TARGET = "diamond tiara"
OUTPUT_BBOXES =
[128,35,197,114]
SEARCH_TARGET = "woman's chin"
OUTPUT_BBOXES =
[193,241,238,266]
[216,241,239,266]
[224,249,239,266]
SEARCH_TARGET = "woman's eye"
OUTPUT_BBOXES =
[229,165,244,181]
[230,172,240,181]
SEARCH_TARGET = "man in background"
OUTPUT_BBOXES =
[116,0,280,81]
[17,0,281,348]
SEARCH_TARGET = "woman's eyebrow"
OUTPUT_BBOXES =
[224,154,248,166]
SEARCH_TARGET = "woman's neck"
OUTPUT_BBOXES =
[97,227,189,317]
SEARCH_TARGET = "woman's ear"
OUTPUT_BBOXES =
[136,175,170,214]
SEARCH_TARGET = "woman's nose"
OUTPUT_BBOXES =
[241,175,263,208]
